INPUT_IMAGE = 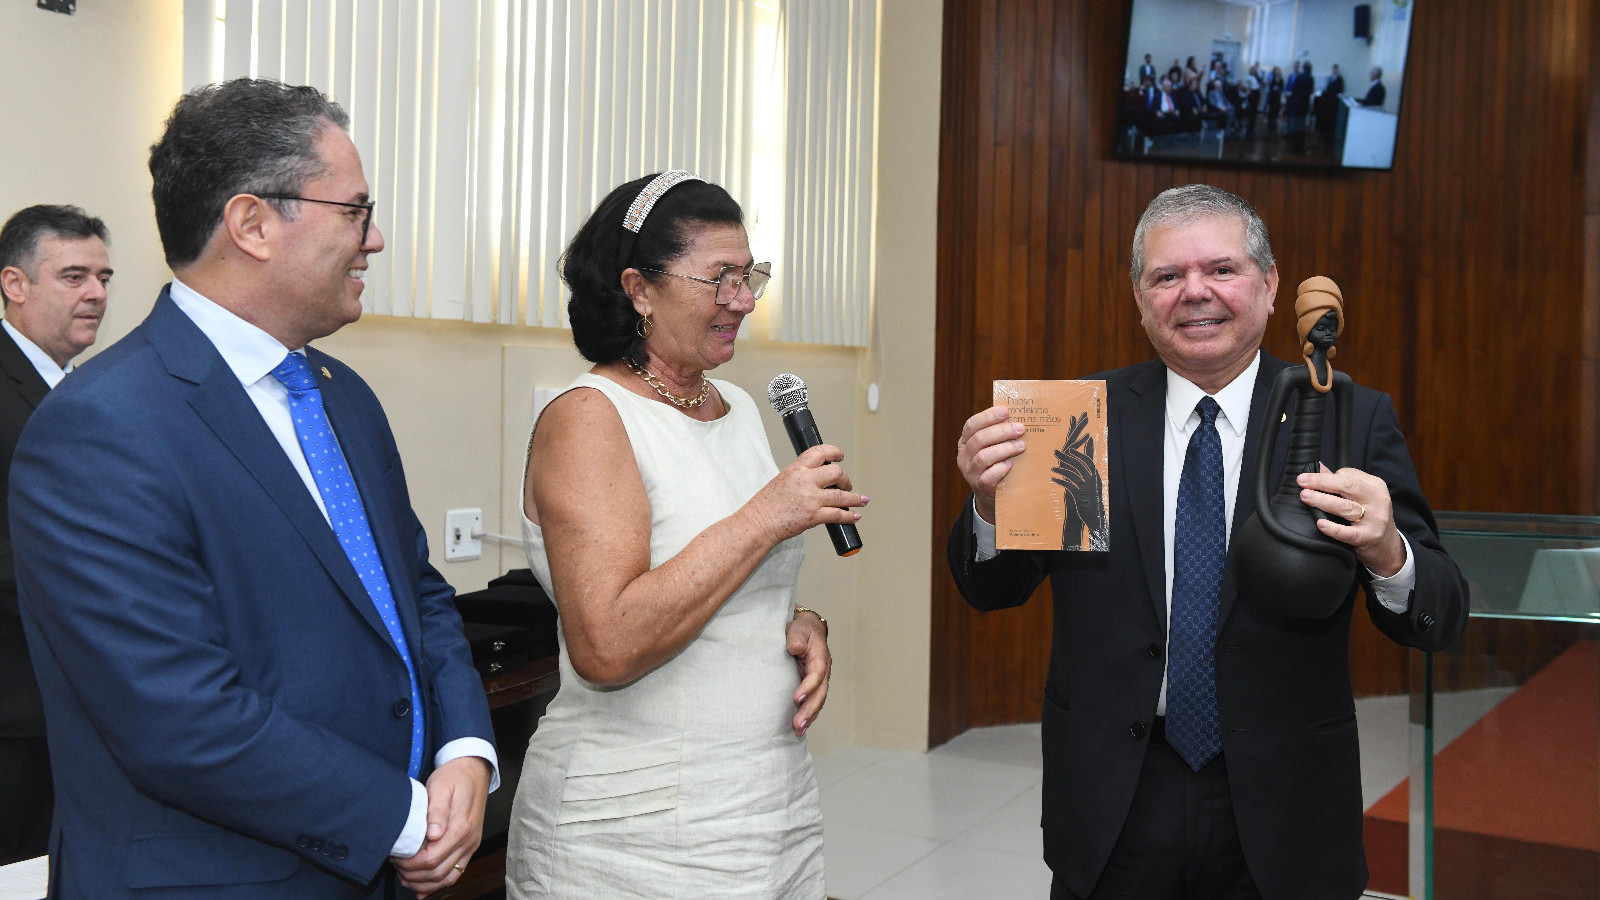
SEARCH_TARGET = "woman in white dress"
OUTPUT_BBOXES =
[505,172,867,899]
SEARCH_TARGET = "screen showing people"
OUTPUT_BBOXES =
[1115,0,1413,169]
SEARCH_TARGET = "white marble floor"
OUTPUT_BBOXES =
[817,687,1517,900]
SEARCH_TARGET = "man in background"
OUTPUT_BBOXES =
[12,80,494,898]
[0,204,111,865]
[1359,66,1388,108]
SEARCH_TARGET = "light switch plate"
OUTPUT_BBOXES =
[444,508,482,562]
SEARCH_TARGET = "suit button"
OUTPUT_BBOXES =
[296,835,311,849]
[1419,614,1435,631]
[393,699,411,718]
[333,845,349,861]
[1147,643,1161,659]
[1130,722,1147,738]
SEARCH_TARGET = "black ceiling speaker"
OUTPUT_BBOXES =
[1354,4,1372,42]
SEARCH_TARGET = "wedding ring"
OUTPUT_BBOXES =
[453,862,467,873]
[1354,502,1366,523]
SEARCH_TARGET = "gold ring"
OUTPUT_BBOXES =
[1354,502,1366,523]
[453,863,467,873]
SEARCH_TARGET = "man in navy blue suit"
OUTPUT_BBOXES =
[10,80,496,899]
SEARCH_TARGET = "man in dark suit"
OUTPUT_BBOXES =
[949,184,1466,900]
[1316,64,1346,146]
[11,80,495,899]
[1139,54,1158,84]
[1359,67,1388,108]
[0,204,111,866]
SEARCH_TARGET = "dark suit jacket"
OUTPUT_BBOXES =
[11,289,495,899]
[1361,81,1387,108]
[948,354,1467,900]
[0,325,49,739]
[1285,73,1314,116]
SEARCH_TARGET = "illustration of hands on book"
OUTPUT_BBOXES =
[1050,413,1109,551]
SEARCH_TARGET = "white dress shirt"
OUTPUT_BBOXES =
[168,279,499,858]
[3,318,71,387]
[972,351,1416,715]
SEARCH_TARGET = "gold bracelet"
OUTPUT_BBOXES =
[793,606,828,638]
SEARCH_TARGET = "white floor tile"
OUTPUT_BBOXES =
[816,694,1491,899]
[815,743,893,789]
[1357,694,1410,807]
[949,782,1044,859]
[821,751,1038,841]
[1355,688,1519,809]
[858,843,1053,900]
[1434,685,1516,749]
[931,722,1043,770]
[822,821,942,900]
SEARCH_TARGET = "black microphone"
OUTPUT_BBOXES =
[767,374,863,557]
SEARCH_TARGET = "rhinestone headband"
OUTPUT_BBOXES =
[623,170,703,233]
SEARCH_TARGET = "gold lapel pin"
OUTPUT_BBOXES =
[320,366,332,380]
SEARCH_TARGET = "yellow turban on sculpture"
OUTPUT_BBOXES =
[1294,276,1343,392]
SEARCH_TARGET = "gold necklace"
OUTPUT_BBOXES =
[624,358,712,409]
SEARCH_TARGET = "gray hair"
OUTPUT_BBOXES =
[1129,184,1274,286]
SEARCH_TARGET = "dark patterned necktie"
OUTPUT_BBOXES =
[1167,396,1224,771]
[271,352,425,778]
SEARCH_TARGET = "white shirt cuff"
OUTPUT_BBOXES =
[390,779,430,858]
[972,498,999,561]
[436,737,501,793]
[1366,532,1416,613]
[389,740,501,858]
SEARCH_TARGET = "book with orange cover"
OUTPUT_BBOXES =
[993,380,1110,551]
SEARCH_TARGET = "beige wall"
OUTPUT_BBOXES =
[0,1,185,349]
[1,0,943,756]
[850,0,942,751]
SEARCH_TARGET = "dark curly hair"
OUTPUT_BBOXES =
[149,79,350,269]
[562,174,744,364]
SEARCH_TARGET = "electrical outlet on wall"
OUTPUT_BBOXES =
[444,508,482,562]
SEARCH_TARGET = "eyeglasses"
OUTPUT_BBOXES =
[639,261,771,305]
[257,194,376,245]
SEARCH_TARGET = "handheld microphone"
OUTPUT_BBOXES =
[767,374,863,557]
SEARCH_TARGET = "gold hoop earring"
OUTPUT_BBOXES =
[636,314,653,340]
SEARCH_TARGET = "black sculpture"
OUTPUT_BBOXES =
[1232,277,1358,619]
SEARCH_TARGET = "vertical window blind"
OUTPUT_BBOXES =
[183,0,876,347]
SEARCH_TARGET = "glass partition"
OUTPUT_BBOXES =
[1386,513,1600,899]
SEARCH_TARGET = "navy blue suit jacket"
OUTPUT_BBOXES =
[948,354,1467,900]
[11,289,494,899]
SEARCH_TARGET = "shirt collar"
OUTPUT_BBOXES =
[168,278,302,386]
[1164,350,1261,439]
[2,318,70,387]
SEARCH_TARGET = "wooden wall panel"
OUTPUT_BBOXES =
[932,0,1595,743]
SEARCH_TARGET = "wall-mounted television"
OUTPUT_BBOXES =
[1114,0,1415,170]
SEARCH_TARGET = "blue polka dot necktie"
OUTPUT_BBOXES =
[271,352,424,779]
[1167,396,1224,772]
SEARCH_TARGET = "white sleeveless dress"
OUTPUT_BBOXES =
[505,373,825,900]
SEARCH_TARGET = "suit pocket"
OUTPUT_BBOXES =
[1309,710,1357,735]
[1043,683,1069,710]
[557,734,681,825]
[125,831,299,888]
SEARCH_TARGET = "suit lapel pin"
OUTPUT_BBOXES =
[320,366,332,380]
